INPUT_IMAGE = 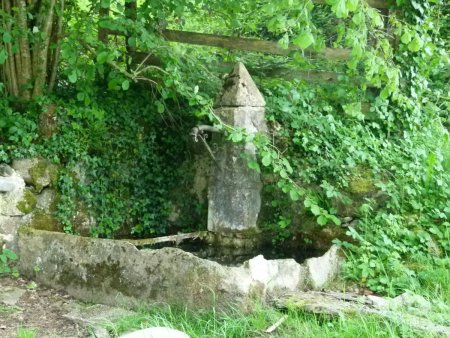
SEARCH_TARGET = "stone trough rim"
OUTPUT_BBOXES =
[17,226,343,311]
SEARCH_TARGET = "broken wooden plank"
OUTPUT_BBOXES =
[121,231,209,247]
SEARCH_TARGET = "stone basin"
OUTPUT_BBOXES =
[17,227,342,311]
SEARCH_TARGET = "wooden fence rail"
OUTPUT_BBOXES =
[106,28,351,60]
[161,30,351,60]
[313,0,389,9]
[100,0,390,89]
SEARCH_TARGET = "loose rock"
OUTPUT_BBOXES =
[0,173,25,217]
[0,286,26,306]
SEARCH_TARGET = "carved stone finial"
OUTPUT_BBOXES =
[215,62,265,108]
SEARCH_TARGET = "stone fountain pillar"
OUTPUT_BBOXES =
[207,63,267,242]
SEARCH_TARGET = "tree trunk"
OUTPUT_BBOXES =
[32,0,56,97]
[48,0,65,93]
[0,0,64,101]
[1,0,19,96]
[14,0,33,99]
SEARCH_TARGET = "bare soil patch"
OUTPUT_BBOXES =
[0,276,89,338]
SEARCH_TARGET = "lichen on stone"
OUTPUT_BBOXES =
[28,210,62,232]
[347,166,376,195]
[28,160,59,193]
[16,189,37,214]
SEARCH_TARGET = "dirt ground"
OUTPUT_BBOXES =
[0,276,90,338]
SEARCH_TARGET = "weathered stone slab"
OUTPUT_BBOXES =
[273,291,450,337]
[0,172,28,251]
[11,158,38,184]
[0,173,25,216]
[36,188,57,211]
[0,286,26,306]
[18,228,342,311]
[63,303,135,326]
[11,157,58,192]
[0,178,17,192]
[305,245,342,289]
[0,216,27,251]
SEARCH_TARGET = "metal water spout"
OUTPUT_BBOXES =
[207,62,267,235]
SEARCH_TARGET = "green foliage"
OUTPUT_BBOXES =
[47,90,199,238]
[211,0,449,295]
[0,0,448,297]
[0,103,39,162]
[102,303,445,338]
[0,248,19,277]
[17,328,37,338]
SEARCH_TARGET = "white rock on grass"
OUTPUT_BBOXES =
[119,327,189,338]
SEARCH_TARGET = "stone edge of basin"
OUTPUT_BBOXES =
[17,227,343,311]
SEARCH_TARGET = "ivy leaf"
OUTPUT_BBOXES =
[346,0,358,12]
[156,101,165,113]
[311,205,321,216]
[289,189,300,201]
[335,0,349,18]
[2,32,12,44]
[278,33,289,49]
[68,71,77,83]
[127,37,136,48]
[231,132,243,143]
[121,80,130,91]
[372,12,384,28]
[248,159,261,172]
[293,31,315,49]
[352,12,364,25]
[317,215,328,226]
[367,8,383,28]
[401,31,412,45]
[329,215,342,225]
[343,102,364,120]
[408,36,423,52]
[262,154,272,167]
[101,0,110,8]
[97,51,112,64]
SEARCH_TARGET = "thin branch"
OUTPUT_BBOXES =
[81,41,158,85]
[264,315,288,333]
[121,231,208,247]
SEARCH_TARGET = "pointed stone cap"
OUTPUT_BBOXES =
[214,63,265,108]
